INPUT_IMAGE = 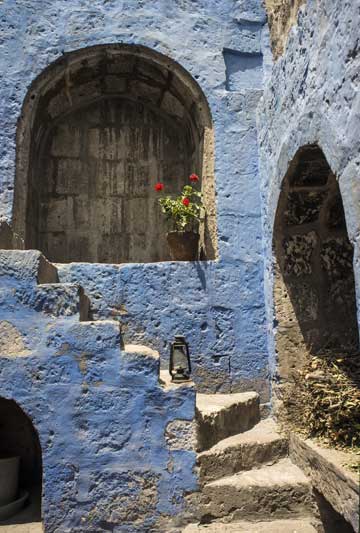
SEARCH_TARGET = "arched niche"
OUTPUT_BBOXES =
[273,145,359,385]
[0,398,42,522]
[13,44,217,263]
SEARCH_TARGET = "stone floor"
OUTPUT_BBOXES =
[0,486,42,533]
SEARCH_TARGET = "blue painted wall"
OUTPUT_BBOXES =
[0,0,272,399]
[257,0,360,389]
[0,251,196,531]
[2,0,358,529]
[0,0,273,530]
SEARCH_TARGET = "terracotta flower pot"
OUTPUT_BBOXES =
[0,456,20,506]
[166,231,199,261]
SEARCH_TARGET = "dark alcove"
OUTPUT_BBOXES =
[13,45,217,263]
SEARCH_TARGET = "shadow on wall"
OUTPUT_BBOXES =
[273,144,359,383]
[13,44,217,264]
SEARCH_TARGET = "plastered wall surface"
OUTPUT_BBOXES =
[0,0,271,531]
[258,0,360,384]
[0,251,197,532]
[0,0,272,398]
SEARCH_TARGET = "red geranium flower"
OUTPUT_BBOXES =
[189,173,199,182]
[182,197,190,207]
[154,182,164,192]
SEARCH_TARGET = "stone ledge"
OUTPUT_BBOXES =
[159,369,195,391]
[197,418,288,485]
[124,344,159,360]
[183,518,317,532]
[0,250,58,285]
[289,433,359,532]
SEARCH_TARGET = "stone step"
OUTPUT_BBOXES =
[196,392,260,451]
[183,518,318,532]
[0,250,58,285]
[48,319,122,354]
[121,344,160,386]
[198,418,288,485]
[0,283,91,320]
[30,283,90,319]
[199,458,314,523]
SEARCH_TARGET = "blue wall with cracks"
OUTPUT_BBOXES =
[2,0,359,529]
[0,0,273,530]
[0,250,197,532]
[0,0,272,398]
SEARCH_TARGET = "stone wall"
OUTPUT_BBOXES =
[258,0,360,399]
[290,434,359,532]
[273,145,358,396]
[0,250,197,532]
[0,0,272,398]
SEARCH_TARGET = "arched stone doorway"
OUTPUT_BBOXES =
[13,44,216,263]
[0,398,42,525]
[272,144,359,403]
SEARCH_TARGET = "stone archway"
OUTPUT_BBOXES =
[272,144,359,403]
[13,44,216,263]
[0,398,42,525]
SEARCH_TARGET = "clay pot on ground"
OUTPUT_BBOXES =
[0,456,20,506]
[166,231,199,261]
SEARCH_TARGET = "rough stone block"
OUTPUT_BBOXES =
[0,250,58,285]
[197,418,288,485]
[285,192,326,226]
[0,221,24,250]
[283,232,317,276]
[24,283,89,319]
[289,433,359,532]
[196,392,260,451]
[199,458,314,522]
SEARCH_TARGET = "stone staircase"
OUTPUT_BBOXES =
[0,250,122,355]
[185,392,319,532]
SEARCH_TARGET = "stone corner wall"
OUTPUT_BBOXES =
[258,0,360,452]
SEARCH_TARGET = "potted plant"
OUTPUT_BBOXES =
[154,173,204,261]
